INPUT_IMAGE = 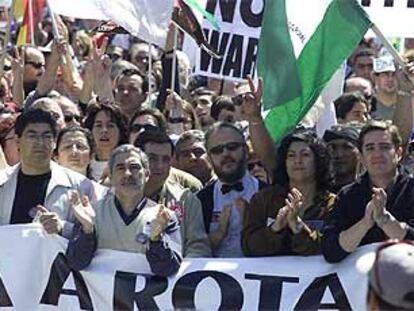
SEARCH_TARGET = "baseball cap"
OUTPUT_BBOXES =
[323,124,361,146]
[373,56,396,73]
[368,241,414,309]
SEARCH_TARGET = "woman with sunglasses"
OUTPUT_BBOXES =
[55,126,95,179]
[242,130,335,256]
[84,101,128,182]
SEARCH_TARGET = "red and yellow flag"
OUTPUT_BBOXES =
[16,0,45,46]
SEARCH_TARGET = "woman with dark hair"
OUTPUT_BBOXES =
[83,101,128,181]
[55,126,95,179]
[242,130,335,256]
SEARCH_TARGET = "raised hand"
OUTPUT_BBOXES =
[241,75,263,122]
[36,205,64,234]
[150,205,171,242]
[11,47,25,77]
[285,188,304,230]
[70,191,95,234]
[370,187,388,224]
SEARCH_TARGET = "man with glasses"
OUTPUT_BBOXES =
[0,109,104,236]
[197,122,266,257]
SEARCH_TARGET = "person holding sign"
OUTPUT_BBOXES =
[242,130,335,256]
[66,145,182,277]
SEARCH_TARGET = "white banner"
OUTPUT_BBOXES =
[0,224,376,310]
[186,0,414,81]
[48,0,174,47]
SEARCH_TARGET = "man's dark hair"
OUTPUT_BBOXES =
[204,122,245,150]
[133,128,174,155]
[129,107,167,132]
[334,92,367,119]
[358,120,402,152]
[175,130,205,157]
[116,68,149,94]
[210,96,235,121]
[83,101,129,145]
[367,284,409,310]
[15,108,58,138]
[275,129,333,191]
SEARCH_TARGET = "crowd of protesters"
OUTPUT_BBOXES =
[2,13,414,283]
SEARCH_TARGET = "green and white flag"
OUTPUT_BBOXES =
[260,0,372,141]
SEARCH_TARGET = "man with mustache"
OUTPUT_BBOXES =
[66,145,182,276]
[197,122,266,257]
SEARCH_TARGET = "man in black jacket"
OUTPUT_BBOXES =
[322,121,414,263]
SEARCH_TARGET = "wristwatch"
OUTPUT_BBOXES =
[376,211,393,227]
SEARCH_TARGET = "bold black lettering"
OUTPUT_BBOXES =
[294,273,352,311]
[206,0,237,23]
[200,29,230,73]
[40,253,93,310]
[361,0,371,6]
[409,0,414,7]
[113,271,168,310]
[243,37,259,78]
[384,0,394,6]
[223,34,244,78]
[245,274,299,310]
[172,271,243,309]
[0,277,12,307]
[240,0,264,28]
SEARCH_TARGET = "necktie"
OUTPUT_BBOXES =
[221,182,244,194]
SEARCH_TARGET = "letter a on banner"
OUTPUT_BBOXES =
[40,253,93,310]
[0,277,13,307]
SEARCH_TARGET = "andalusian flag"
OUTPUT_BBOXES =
[259,0,372,141]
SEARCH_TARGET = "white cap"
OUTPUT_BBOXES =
[373,56,396,73]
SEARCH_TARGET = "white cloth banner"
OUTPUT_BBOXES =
[0,224,376,310]
[48,0,174,47]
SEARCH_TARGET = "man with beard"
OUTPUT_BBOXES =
[323,124,362,193]
[175,130,215,185]
[197,122,266,257]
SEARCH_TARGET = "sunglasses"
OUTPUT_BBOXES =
[129,123,159,133]
[64,112,81,123]
[248,160,264,171]
[208,141,244,155]
[26,61,45,69]
[232,94,244,106]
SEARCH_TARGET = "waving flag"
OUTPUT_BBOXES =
[48,0,174,47]
[259,0,372,141]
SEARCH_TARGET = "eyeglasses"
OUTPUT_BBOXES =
[129,123,159,133]
[208,141,244,155]
[64,112,81,123]
[232,94,244,106]
[25,61,45,69]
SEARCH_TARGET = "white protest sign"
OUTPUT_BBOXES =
[0,224,375,310]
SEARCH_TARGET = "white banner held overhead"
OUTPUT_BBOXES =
[48,0,174,47]
[0,224,375,310]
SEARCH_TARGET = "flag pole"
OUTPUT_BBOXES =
[0,0,15,79]
[148,43,153,101]
[28,0,35,45]
[171,24,177,92]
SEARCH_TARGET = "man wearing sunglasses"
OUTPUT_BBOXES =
[197,122,266,257]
